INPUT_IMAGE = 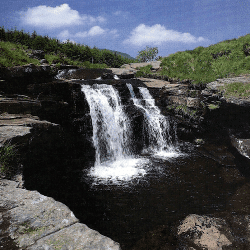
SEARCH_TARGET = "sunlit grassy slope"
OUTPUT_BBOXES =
[159,34,250,84]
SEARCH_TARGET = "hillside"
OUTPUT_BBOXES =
[0,27,135,68]
[137,34,250,85]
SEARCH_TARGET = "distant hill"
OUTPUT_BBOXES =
[100,49,135,60]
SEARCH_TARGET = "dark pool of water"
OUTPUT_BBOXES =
[79,142,247,249]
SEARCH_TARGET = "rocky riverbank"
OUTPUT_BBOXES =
[0,179,121,250]
[0,62,250,249]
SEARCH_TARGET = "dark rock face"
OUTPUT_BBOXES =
[27,50,45,60]
[0,64,56,94]
[55,68,113,80]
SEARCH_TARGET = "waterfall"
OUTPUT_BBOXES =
[81,84,131,165]
[81,84,149,183]
[81,83,179,184]
[127,83,178,157]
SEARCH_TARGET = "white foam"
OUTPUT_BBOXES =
[153,149,181,159]
[88,157,149,184]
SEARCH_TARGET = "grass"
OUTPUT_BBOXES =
[0,41,109,69]
[44,53,108,69]
[136,34,250,85]
[0,144,17,177]
[222,82,250,98]
[135,65,153,77]
[0,40,110,69]
[0,41,39,67]
[208,104,220,110]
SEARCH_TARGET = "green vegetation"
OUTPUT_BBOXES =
[135,65,153,77]
[136,35,250,85]
[222,82,250,98]
[136,46,158,62]
[0,27,135,68]
[0,144,17,177]
[208,104,220,110]
[167,104,198,120]
[160,35,250,84]
[0,41,40,67]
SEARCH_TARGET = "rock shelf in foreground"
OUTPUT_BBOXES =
[0,179,121,250]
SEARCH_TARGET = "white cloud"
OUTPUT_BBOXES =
[124,24,206,46]
[88,26,106,36]
[58,27,118,40]
[19,4,106,28]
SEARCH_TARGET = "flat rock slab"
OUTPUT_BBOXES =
[122,61,161,70]
[0,114,58,146]
[28,223,121,250]
[0,179,121,249]
[139,78,170,88]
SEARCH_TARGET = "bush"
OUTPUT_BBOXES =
[136,46,158,62]
[0,144,17,178]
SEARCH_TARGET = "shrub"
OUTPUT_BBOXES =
[136,46,158,62]
[0,144,17,177]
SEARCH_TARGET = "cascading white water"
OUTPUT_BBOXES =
[127,83,179,158]
[81,84,148,183]
[81,84,131,165]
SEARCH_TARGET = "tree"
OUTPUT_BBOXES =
[136,46,158,62]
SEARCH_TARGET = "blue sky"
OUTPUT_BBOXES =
[1,0,249,58]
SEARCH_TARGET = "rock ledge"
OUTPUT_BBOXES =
[0,179,121,250]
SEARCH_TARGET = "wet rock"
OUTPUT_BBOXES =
[231,136,250,159]
[0,96,41,114]
[0,179,121,250]
[220,167,245,184]
[187,98,200,108]
[40,59,49,64]
[178,214,232,250]
[0,64,55,94]
[55,68,113,80]
[228,183,250,213]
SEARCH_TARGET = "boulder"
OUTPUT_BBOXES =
[178,214,232,250]
[231,136,250,159]
[40,59,49,64]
